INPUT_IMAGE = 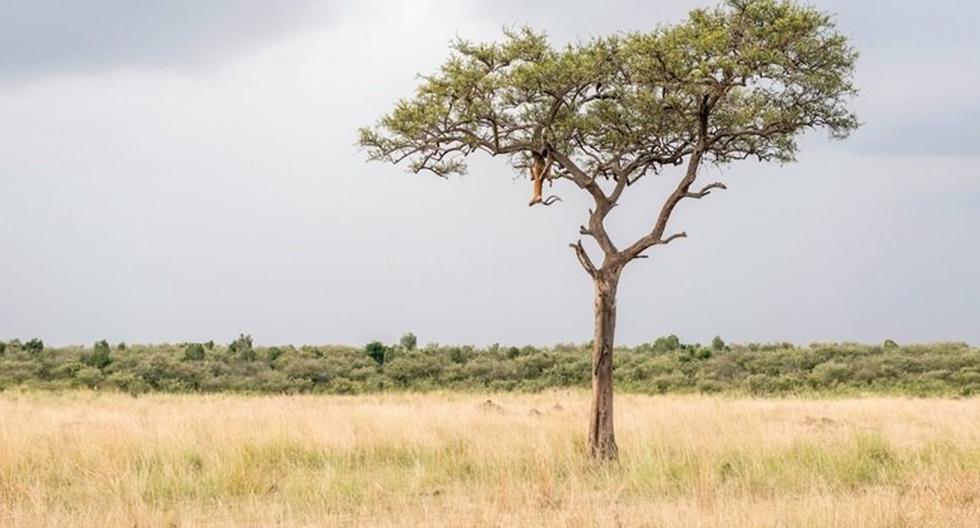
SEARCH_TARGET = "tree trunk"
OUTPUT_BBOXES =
[588,271,619,460]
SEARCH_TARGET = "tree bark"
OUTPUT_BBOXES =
[588,271,620,460]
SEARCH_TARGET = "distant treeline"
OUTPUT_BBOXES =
[1,334,978,396]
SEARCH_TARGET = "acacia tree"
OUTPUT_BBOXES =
[359,0,858,460]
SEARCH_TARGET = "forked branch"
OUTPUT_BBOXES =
[685,182,728,199]
[661,231,689,244]
[570,240,598,278]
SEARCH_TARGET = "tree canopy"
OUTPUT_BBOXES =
[360,0,856,188]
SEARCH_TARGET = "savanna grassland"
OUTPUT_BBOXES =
[2,391,979,527]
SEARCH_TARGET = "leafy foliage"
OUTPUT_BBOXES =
[24,338,43,354]
[182,343,206,362]
[400,332,418,351]
[365,341,388,365]
[1,338,976,397]
[81,340,112,370]
[360,0,857,187]
[229,334,255,362]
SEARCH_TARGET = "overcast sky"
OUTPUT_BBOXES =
[1,0,978,348]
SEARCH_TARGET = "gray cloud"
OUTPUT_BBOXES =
[464,0,701,38]
[0,0,333,79]
[469,0,980,53]
[853,105,980,157]
[0,0,978,347]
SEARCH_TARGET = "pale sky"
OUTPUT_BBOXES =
[1,0,978,347]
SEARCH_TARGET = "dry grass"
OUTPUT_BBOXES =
[1,391,979,527]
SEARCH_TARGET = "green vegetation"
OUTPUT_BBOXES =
[0,337,976,396]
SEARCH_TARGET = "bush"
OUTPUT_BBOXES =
[399,332,418,351]
[384,352,444,385]
[0,340,978,396]
[651,335,681,353]
[182,343,206,362]
[75,367,104,387]
[365,341,387,365]
[230,334,255,361]
[810,361,851,386]
[267,346,284,362]
[24,338,44,354]
[82,340,112,369]
[105,372,148,395]
[282,358,333,384]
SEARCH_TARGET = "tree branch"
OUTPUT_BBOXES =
[629,231,688,259]
[570,240,598,278]
[608,162,630,204]
[549,150,599,194]
[661,231,688,244]
[683,182,727,199]
[619,97,713,262]
[550,150,621,258]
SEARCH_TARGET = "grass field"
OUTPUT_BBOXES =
[1,391,979,527]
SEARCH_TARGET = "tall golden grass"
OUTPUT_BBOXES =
[1,391,978,527]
